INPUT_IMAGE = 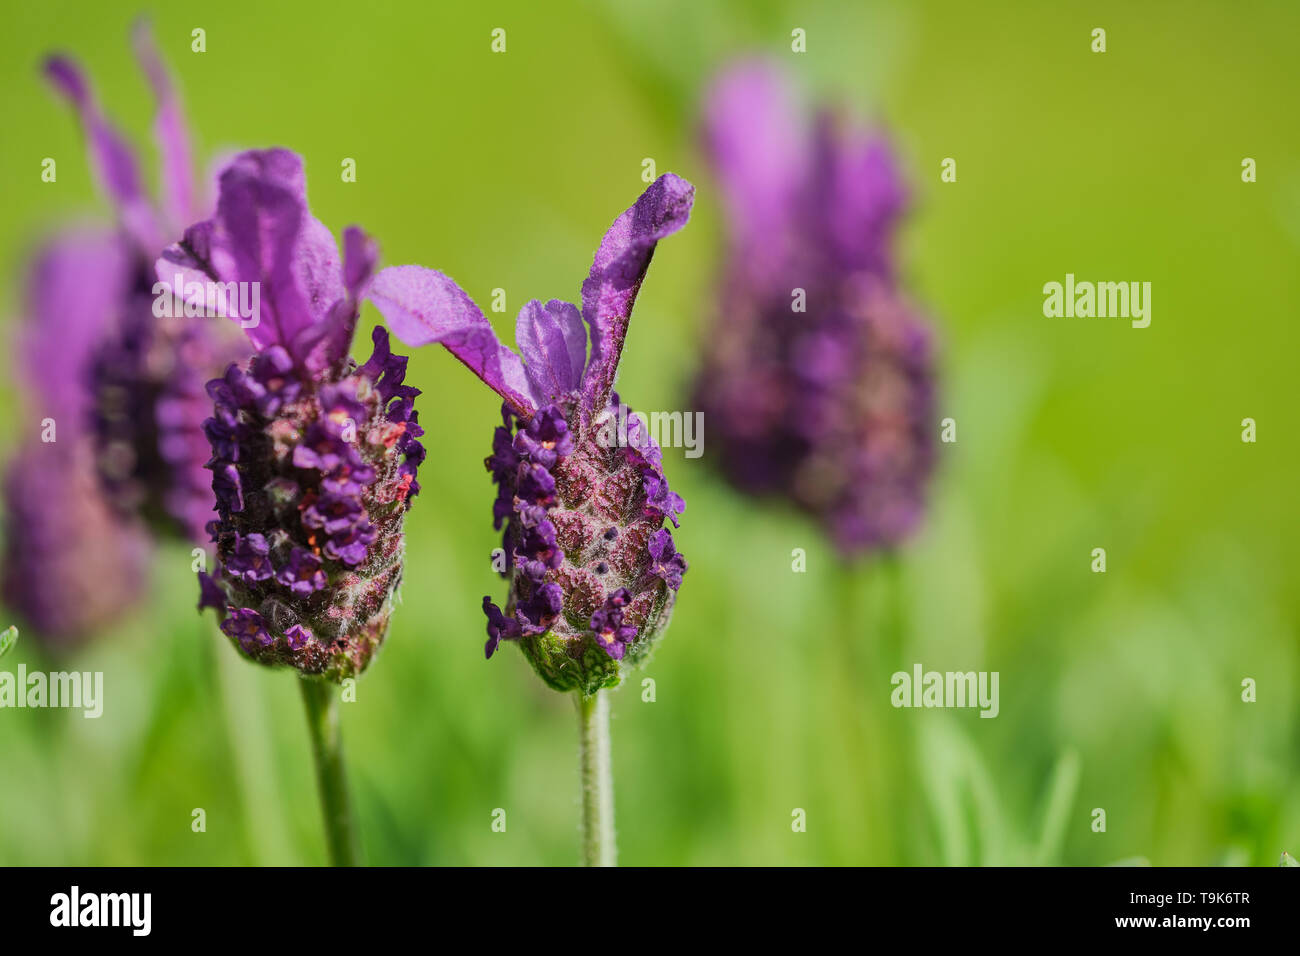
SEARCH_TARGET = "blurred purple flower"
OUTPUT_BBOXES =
[367,174,693,694]
[161,149,424,682]
[1,233,150,645]
[43,20,250,542]
[694,62,937,556]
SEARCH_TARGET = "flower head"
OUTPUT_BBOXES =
[162,149,424,682]
[1,230,152,645]
[368,174,693,694]
[693,62,937,556]
[44,21,250,543]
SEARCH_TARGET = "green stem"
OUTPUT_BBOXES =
[299,679,361,866]
[576,689,616,866]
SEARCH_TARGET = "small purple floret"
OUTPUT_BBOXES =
[590,588,637,660]
[648,528,688,591]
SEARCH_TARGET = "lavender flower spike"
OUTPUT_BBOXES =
[2,232,150,645]
[161,149,425,683]
[694,62,937,556]
[44,20,250,543]
[369,174,693,696]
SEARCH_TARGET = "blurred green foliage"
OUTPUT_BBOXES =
[0,0,1296,865]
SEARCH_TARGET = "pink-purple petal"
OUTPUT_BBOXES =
[153,220,230,323]
[216,150,342,351]
[702,60,808,272]
[515,298,586,402]
[342,225,379,301]
[44,55,158,249]
[807,114,907,276]
[368,265,537,417]
[157,149,353,369]
[131,17,195,231]
[579,173,694,411]
[22,229,132,426]
[291,224,379,372]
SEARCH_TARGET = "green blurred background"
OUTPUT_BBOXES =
[0,0,1296,865]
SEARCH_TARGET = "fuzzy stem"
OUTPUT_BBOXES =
[577,689,616,866]
[300,679,361,866]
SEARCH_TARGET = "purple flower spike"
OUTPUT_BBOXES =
[694,61,937,556]
[43,24,252,544]
[368,176,693,695]
[2,442,150,647]
[181,150,422,683]
[0,227,153,645]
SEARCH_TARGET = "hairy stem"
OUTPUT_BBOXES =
[577,689,616,866]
